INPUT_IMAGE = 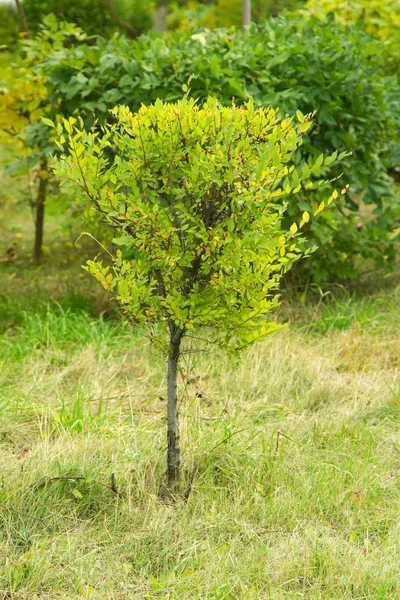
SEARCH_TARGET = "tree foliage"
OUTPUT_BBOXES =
[0,16,87,261]
[38,15,400,281]
[51,97,341,348]
[304,0,400,41]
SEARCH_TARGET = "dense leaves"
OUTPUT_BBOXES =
[304,0,400,41]
[50,98,342,348]
[38,15,400,281]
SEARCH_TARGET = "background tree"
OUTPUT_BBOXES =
[22,0,153,38]
[49,97,342,484]
[0,15,86,262]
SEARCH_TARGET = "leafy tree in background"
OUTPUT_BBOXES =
[49,97,342,483]
[22,0,153,38]
[0,16,86,262]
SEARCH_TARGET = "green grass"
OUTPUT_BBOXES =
[1,288,400,599]
[1,188,400,598]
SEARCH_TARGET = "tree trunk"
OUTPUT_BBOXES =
[33,160,48,264]
[242,0,251,34]
[14,0,31,38]
[153,1,168,32]
[102,0,138,37]
[167,323,183,485]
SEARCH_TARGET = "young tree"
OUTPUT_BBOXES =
[0,16,86,262]
[49,97,342,486]
[0,62,49,262]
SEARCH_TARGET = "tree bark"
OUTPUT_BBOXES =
[242,0,251,34]
[14,0,31,38]
[153,1,168,33]
[167,323,183,485]
[33,160,48,264]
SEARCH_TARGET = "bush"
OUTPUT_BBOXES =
[40,14,400,282]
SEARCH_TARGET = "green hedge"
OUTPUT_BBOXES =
[39,14,400,281]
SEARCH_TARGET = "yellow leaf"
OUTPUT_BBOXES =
[290,222,298,235]
[314,200,325,216]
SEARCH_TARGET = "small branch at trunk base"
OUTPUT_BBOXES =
[33,475,117,494]
[274,430,296,455]
[110,473,118,495]
[183,461,199,503]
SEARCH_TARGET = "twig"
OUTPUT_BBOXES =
[33,475,117,494]
[207,428,250,454]
[102,0,138,37]
[110,473,118,495]
[183,462,199,503]
[274,430,296,454]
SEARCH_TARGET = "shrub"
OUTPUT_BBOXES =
[40,14,400,282]
[49,97,342,483]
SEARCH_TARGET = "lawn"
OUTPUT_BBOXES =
[1,194,400,599]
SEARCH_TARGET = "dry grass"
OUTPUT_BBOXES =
[1,290,400,599]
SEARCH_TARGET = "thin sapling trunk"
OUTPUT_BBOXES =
[167,323,183,485]
[153,1,168,32]
[33,159,48,263]
[14,0,31,38]
[242,0,251,33]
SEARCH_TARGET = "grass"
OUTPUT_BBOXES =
[1,285,400,599]
[1,189,400,598]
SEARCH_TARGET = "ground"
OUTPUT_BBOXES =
[0,177,400,599]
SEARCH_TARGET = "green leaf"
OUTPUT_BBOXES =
[41,117,55,128]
